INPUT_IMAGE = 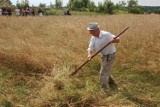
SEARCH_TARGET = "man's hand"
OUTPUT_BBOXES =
[87,50,92,60]
[87,54,92,60]
[110,37,120,43]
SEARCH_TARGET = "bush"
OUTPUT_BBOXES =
[154,9,160,14]
[44,9,57,15]
[128,6,144,14]
[80,7,88,11]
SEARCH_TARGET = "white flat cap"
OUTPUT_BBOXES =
[87,22,100,30]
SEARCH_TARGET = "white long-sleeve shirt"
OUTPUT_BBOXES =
[87,30,116,56]
[0,9,2,15]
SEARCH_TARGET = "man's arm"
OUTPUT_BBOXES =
[87,50,92,60]
[87,37,95,60]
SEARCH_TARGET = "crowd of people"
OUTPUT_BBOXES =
[0,5,43,16]
[0,5,72,17]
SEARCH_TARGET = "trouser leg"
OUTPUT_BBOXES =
[100,54,116,90]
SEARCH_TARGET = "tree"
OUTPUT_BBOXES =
[127,0,138,8]
[97,2,105,13]
[116,1,126,10]
[127,0,144,14]
[16,0,21,8]
[16,0,29,9]
[50,2,55,8]
[39,3,46,8]
[55,0,62,9]
[119,1,126,7]
[25,0,29,7]
[103,0,115,14]
[82,0,89,8]
[0,0,12,5]
[68,0,85,11]
[87,1,96,12]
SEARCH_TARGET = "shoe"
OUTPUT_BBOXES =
[100,88,109,95]
[109,76,118,91]
[109,76,118,87]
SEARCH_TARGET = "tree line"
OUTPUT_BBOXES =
[66,0,160,14]
[0,0,160,15]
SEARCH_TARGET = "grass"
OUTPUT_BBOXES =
[0,14,160,106]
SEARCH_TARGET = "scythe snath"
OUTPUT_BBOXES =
[70,27,130,76]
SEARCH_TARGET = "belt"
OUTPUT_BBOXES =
[102,52,116,61]
[103,52,116,56]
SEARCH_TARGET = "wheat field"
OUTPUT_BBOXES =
[0,14,160,106]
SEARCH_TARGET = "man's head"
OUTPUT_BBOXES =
[87,22,100,37]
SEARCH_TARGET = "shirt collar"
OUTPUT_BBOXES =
[98,31,103,38]
[92,30,102,38]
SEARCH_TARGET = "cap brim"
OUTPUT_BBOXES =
[87,25,100,30]
[87,27,92,30]
[87,28,99,30]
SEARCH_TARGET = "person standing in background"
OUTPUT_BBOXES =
[15,8,20,16]
[21,8,25,16]
[31,8,35,16]
[38,8,43,16]
[7,6,12,16]
[25,7,30,16]
[0,8,2,16]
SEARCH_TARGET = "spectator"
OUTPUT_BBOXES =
[15,8,20,16]
[0,8,2,16]
[21,8,25,16]
[64,9,71,15]
[2,5,7,16]
[7,6,12,16]
[25,7,30,16]
[66,9,71,15]
[31,8,35,16]
[38,8,43,16]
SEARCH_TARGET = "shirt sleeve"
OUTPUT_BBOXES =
[109,33,120,40]
[109,32,116,38]
[87,36,95,51]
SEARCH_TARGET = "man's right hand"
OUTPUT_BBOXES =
[87,54,92,60]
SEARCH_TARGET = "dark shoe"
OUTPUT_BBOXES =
[109,76,118,87]
[109,76,118,91]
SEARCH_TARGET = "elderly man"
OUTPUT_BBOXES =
[87,22,120,93]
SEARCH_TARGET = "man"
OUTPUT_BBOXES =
[38,8,43,16]
[2,5,7,16]
[31,8,35,16]
[7,6,12,16]
[0,8,2,16]
[87,22,120,93]
[25,7,30,16]
[15,8,20,16]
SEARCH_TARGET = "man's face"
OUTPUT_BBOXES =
[89,29,100,37]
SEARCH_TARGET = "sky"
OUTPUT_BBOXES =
[11,0,160,6]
